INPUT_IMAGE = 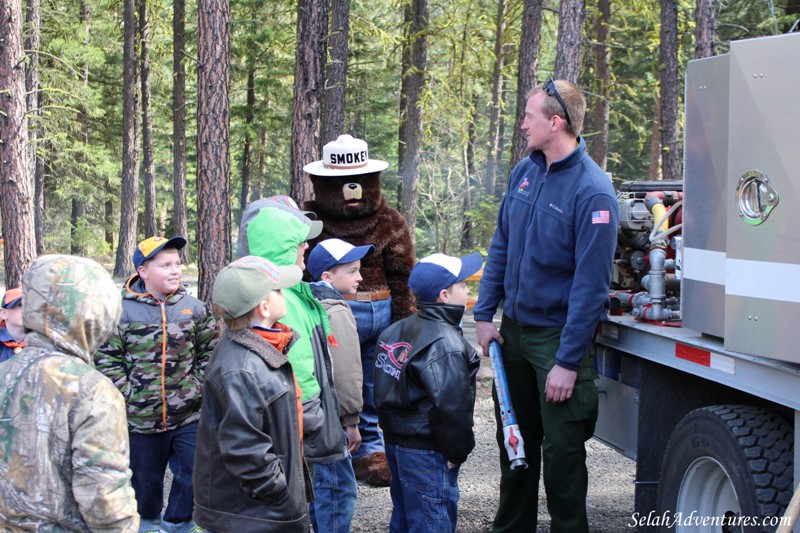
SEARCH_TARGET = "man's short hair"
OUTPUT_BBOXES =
[527,79,586,137]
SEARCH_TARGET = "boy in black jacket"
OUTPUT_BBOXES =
[373,252,482,533]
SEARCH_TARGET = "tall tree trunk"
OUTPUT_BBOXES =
[0,0,37,286]
[114,0,139,277]
[172,0,189,263]
[25,0,44,255]
[254,124,269,199]
[484,0,506,198]
[659,0,681,182]
[398,0,429,233]
[72,0,90,256]
[197,0,231,300]
[554,0,585,83]
[321,0,350,145]
[588,0,611,170]
[105,185,114,248]
[290,0,327,205]
[239,67,255,222]
[493,67,509,197]
[460,95,479,251]
[139,0,156,237]
[694,0,717,59]
[648,96,662,180]
[510,0,543,168]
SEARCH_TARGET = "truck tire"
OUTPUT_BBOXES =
[657,405,793,532]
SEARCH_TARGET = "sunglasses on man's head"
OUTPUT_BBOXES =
[543,77,572,128]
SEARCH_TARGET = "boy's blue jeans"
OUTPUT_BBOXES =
[385,443,460,533]
[129,421,199,533]
[309,453,358,533]
[346,297,392,459]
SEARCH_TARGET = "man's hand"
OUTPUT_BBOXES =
[545,365,577,403]
[346,424,361,453]
[475,320,503,356]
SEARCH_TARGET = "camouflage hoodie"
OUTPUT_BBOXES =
[0,255,139,532]
[94,275,219,433]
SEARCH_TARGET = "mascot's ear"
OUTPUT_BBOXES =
[343,183,363,201]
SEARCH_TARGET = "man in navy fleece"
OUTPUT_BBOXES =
[473,78,618,533]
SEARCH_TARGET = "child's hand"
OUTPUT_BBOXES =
[346,424,361,453]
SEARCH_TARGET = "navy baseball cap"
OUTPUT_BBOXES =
[1,287,22,309]
[132,236,187,271]
[307,238,375,281]
[409,252,483,303]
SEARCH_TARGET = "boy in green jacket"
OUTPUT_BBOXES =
[238,196,346,469]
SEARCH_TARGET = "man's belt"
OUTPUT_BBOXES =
[343,288,391,302]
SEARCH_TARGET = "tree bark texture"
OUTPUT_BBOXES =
[290,0,327,205]
[554,0,585,83]
[139,0,157,238]
[72,0,90,256]
[460,105,476,250]
[509,0,543,168]
[493,68,509,197]
[197,0,231,301]
[0,0,37,287]
[398,0,429,233]
[484,0,506,198]
[172,0,189,263]
[694,0,717,59]
[239,67,255,223]
[114,0,139,277]
[588,0,610,170]
[321,0,350,145]
[659,0,681,182]
[648,95,662,180]
[25,0,44,255]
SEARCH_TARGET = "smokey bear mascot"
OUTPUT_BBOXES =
[304,135,416,486]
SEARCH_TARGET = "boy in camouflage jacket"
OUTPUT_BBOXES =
[0,255,140,532]
[95,236,219,533]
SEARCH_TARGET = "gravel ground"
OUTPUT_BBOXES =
[350,311,636,532]
[350,378,636,533]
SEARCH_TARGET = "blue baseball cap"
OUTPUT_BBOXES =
[1,287,22,309]
[409,252,483,303]
[307,238,375,281]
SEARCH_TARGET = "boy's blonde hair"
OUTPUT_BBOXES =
[213,304,259,332]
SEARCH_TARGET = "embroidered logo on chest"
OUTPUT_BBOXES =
[376,341,412,381]
[516,178,531,197]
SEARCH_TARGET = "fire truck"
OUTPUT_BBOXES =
[593,31,800,531]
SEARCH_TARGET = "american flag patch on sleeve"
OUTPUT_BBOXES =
[592,210,610,224]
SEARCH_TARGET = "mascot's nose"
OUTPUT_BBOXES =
[343,183,363,201]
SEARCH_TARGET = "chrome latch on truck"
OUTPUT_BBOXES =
[736,170,779,225]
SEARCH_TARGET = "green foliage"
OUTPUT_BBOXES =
[21,0,799,264]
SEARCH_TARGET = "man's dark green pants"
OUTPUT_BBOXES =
[492,316,598,533]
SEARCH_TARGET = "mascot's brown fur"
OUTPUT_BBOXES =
[304,171,416,321]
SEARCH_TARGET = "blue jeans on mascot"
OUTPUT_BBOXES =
[347,297,392,458]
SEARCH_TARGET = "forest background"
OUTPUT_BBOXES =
[1,0,798,297]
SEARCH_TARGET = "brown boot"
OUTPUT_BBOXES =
[352,451,392,487]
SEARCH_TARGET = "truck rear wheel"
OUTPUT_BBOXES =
[657,405,793,532]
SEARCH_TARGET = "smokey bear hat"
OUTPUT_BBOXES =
[303,134,389,177]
